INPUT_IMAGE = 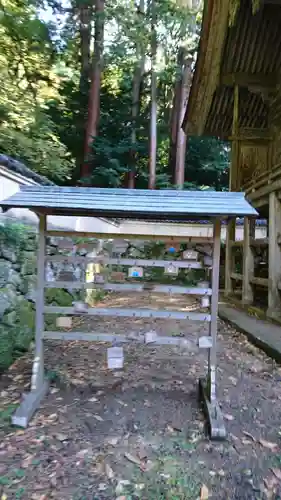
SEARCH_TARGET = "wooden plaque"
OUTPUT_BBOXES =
[164,264,179,276]
[183,250,198,260]
[56,317,72,328]
[111,271,126,282]
[57,239,75,250]
[94,274,105,284]
[128,266,143,278]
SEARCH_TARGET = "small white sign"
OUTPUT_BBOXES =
[107,347,124,370]
[201,296,210,308]
[94,274,105,284]
[56,317,72,328]
[183,250,198,260]
[164,264,178,276]
[145,331,157,344]
[57,239,74,250]
[128,266,143,278]
[203,255,213,266]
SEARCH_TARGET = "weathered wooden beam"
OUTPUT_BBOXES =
[230,240,243,247]
[221,72,278,90]
[250,277,268,287]
[199,378,226,440]
[228,130,272,141]
[43,306,211,322]
[44,281,212,295]
[225,220,236,296]
[43,331,213,349]
[32,214,46,392]
[242,218,255,305]
[267,192,281,320]
[250,238,268,247]
[46,230,214,244]
[11,381,49,428]
[247,179,281,200]
[208,219,221,404]
[45,256,204,269]
[230,272,243,281]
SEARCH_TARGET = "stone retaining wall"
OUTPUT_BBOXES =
[0,222,100,371]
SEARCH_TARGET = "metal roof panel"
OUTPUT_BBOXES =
[0,186,258,220]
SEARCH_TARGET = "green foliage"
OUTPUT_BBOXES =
[0,0,228,189]
[0,0,75,182]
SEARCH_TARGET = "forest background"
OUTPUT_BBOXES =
[0,0,229,191]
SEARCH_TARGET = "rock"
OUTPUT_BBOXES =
[3,310,17,326]
[0,325,13,370]
[0,285,17,317]
[8,269,22,288]
[56,433,68,442]
[0,259,12,286]
[1,247,17,262]
[21,254,37,275]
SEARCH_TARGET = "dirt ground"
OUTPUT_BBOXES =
[1,293,281,500]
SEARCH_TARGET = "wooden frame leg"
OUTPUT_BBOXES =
[242,217,255,305]
[12,214,49,428]
[225,218,235,297]
[200,218,226,440]
[267,192,281,320]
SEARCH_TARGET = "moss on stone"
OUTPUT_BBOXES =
[0,326,14,372]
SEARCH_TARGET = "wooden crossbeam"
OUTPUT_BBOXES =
[45,255,204,269]
[43,331,212,349]
[46,230,213,243]
[250,277,268,287]
[221,72,278,90]
[44,281,212,295]
[230,273,243,281]
[43,306,211,322]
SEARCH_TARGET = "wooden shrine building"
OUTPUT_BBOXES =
[183,0,281,320]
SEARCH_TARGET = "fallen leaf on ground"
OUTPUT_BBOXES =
[98,483,107,491]
[228,376,237,385]
[124,452,142,466]
[224,413,234,421]
[243,431,256,441]
[105,463,115,480]
[259,439,278,451]
[56,433,68,442]
[21,454,34,468]
[264,475,279,490]
[116,399,127,407]
[76,449,89,458]
[271,468,281,480]
[200,484,209,499]
[138,447,147,460]
[93,414,104,422]
[107,436,119,446]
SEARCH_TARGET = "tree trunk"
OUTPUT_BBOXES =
[78,1,93,94]
[81,0,105,181]
[127,0,145,189]
[174,54,192,188]
[168,48,184,183]
[148,0,157,190]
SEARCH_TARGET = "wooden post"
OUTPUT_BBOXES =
[267,192,281,319]
[31,214,46,391]
[208,218,221,403]
[242,217,255,304]
[225,219,235,296]
[225,85,239,297]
